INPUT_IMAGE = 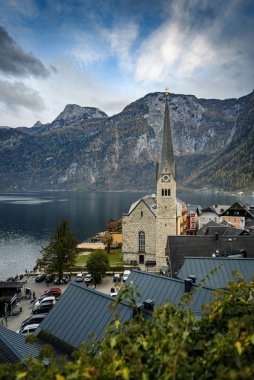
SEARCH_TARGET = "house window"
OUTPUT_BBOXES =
[139,231,145,253]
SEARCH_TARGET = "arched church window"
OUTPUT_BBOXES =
[138,231,145,253]
[141,211,143,217]
[165,189,168,196]
[168,189,171,196]
[162,189,164,196]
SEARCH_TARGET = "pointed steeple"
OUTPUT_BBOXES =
[158,91,175,180]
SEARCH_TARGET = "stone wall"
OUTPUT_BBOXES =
[122,200,156,264]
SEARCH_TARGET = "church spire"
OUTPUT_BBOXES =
[158,89,175,180]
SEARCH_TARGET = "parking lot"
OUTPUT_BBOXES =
[5,274,115,332]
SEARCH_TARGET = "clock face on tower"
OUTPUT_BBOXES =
[162,174,170,182]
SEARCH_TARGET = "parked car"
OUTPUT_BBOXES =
[122,270,131,282]
[33,296,56,309]
[21,314,47,328]
[45,274,55,283]
[40,288,61,299]
[84,274,93,283]
[113,273,121,282]
[18,323,40,335]
[35,273,46,282]
[32,302,54,314]
[75,273,84,282]
[54,275,70,284]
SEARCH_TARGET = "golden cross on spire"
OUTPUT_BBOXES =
[164,87,169,97]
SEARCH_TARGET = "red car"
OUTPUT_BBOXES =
[40,288,61,298]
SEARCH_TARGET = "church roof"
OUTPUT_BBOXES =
[128,195,157,216]
[157,95,175,179]
[127,195,185,217]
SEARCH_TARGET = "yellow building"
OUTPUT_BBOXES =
[111,231,122,244]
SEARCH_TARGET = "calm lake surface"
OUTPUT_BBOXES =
[0,190,253,280]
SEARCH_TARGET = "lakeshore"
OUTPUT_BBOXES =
[1,190,254,280]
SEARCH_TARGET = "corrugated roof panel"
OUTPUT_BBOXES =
[125,271,213,315]
[177,258,254,289]
[37,283,132,351]
[0,325,39,363]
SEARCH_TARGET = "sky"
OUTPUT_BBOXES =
[0,0,253,128]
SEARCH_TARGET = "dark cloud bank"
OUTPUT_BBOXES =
[0,25,49,77]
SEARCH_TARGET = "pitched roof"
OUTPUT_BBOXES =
[220,202,254,218]
[0,325,39,363]
[36,283,133,352]
[127,195,157,216]
[167,235,254,277]
[177,257,254,289]
[125,270,213,317]
[199,207,217,214]
[0,282,26,289]
[197,221,244,236]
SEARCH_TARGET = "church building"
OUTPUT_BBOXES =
[122,91,184,268]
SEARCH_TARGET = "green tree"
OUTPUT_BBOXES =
[86,250,109,283]
[101,231,113,254]
[38,219,78,281]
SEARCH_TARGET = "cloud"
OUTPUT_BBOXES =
[103,22,139,72]
[135,0,254,98]
[0,79,45,111]
[0,25,50,77]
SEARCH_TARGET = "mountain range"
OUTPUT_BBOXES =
[0,91,253,192]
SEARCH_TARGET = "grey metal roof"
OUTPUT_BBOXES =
[0,281,26,289]
[125,271,213,317]
[197,222,244,236]
[167,235,254,277]
[36,283,133,351]
[0,325,40,363]
[128,195,157,216]
[177,257,254,289]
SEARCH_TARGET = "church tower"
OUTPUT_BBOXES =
[156,90,176,267]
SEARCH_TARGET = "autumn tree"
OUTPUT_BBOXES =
[38,219,78,281]
[101,231,113,254]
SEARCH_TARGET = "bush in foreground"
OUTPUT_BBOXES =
[1,279,254,379]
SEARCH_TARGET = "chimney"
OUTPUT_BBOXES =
[143,299,155,312]
[133,303,144,317]
[184,278,193,293]
[241,250,247,258]
[188,275,197,283]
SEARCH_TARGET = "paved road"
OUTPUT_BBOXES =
[5,275,115,332]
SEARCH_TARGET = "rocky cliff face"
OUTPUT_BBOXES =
[0,92,253,192]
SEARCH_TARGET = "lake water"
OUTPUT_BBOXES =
[0,190,253,280]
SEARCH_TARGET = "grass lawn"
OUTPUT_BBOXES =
[76,248,123,267]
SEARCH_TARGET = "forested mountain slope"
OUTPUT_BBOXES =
[0,92,253,192]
